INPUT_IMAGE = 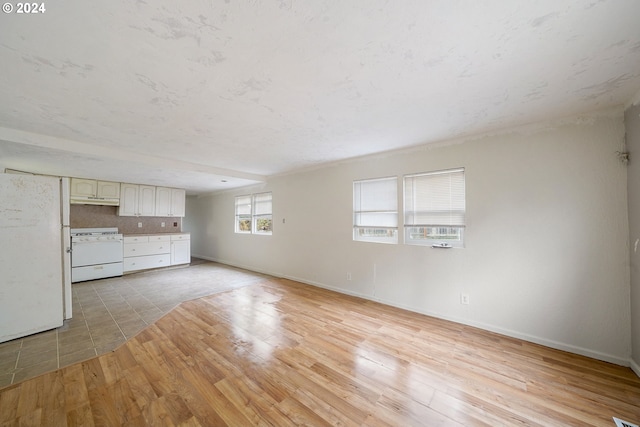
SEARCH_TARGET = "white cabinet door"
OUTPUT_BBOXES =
[119,184,156,216]
[156,187,186,217]
[139,185,156,216]
[70,178,97,198]
[70,178,120,205]
[155,187,172,216]
[97,181,120,199]
[170,188,186,217]
[119,184,139,216]
[171,239,190,265]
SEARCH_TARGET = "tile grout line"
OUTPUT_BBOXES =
[92,283,128,341]
[77,286,99,358]
[120,280,164,328]
[59,290,95,370]
[9,339,23,385]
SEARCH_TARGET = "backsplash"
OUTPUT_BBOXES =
[70,205,182,234]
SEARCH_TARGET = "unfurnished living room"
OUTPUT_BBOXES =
[1,1,640,426]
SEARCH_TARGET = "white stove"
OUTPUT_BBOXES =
[70,228,124,282]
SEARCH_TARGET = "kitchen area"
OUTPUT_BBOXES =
[0,173,191,344]
[0,172,200,387]
[69,178,191,283]
[68,178,191,284]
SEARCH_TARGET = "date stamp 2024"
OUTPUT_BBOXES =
[2,2,46,14]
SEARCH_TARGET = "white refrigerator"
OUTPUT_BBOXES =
[0,173,71,343]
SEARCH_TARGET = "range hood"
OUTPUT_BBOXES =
[69,195,120,206]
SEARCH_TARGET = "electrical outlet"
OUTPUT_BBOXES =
[161,222,165,227]
[461,293,470,305]
[137,222,142,228]
[346,272,352,281]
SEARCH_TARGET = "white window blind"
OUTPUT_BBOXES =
[235,193,273,235]
[235,195,252,233]
[353,177,398,244]
[253,192,273,234]
[404,168,465,246]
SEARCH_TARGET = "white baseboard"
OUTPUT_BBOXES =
[631,358,640,378]
[191,255,281,279]
[282,274,631,367]
[190,258,635,369]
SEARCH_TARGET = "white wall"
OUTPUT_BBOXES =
[626,102,640,375]
[190,108,631,365]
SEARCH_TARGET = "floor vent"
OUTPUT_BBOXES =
[613,417,639,427]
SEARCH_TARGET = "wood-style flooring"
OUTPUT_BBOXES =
[1,277,639,426]
[0,259,269,388]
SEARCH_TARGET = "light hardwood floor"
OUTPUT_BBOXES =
[0,260,270,387]
[1,276,639,426]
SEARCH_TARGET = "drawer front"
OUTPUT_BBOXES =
[124,241,170,257]
[149,235,171,242]
[171,233,191,241]
[124,236,149,244]
[124,254,170,272]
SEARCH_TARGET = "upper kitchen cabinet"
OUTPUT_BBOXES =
[119,184,156,216]
[155,187,186,217]
[70,178,120,205]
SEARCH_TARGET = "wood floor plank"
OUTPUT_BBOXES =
[65,403,94,427]
[1,277,639,426]
[40,371,66,427]
[0,382,20,424]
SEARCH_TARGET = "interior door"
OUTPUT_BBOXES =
[0,174,64,343]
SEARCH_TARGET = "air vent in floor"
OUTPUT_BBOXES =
[613,417,639,427]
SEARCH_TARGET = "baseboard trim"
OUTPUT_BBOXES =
[281,274,630,367]
[190,257,634,369]
[631,358,640,378]
[191,255,281,279]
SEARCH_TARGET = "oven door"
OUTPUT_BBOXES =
[71,238,123,267]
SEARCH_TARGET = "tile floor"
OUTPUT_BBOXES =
[0,259,269,388]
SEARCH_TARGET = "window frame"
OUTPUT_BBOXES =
[235,192,273,235]
[353,176,398,244]
[403,168,466,248]
[252,192,273,235]
[235,195,253,234]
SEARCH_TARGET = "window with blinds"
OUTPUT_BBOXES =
[403,168,465,247]
[353,177,398,244]
[235,195,252,233]
[235,192,273,235]
[253,192,273,234]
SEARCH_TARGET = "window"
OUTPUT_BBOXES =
[235,192,273,235]
[353,177,398,244]
[235,195,252,233]
[404,168,465,247]
[252,192,273,234]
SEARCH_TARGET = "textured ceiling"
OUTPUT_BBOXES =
[1,0,640,194]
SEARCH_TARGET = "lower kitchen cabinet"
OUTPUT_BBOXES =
[171,233,191,265]
[123,235,171,272]
[124,233,190,273]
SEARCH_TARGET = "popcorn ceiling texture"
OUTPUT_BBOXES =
[0,1,639,194]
